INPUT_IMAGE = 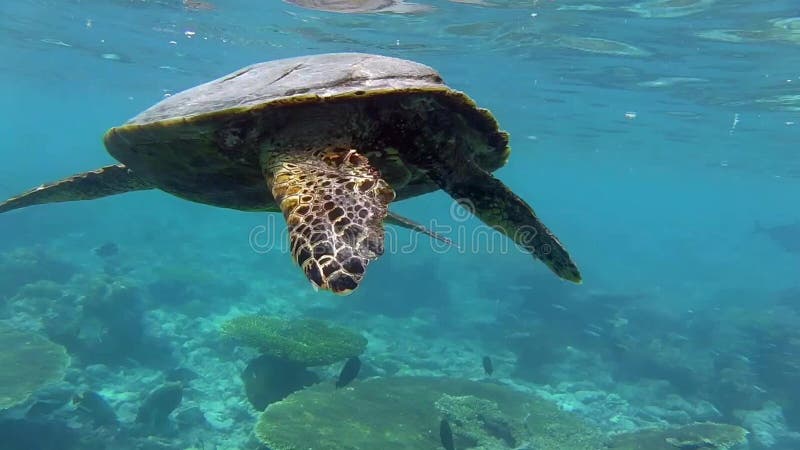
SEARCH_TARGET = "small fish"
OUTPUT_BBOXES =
[40,38,72,47]
[668,333,690,342]
[583,329,602,338]
[165,367,199,384]
[440,418,455,450]
[93,242,119,258]
[335,356,361,388]
[482,356,493,376]
[182,0,215,11]
[612,343,630,353]
[587,324,604,333]
[73,391,118,426]
[608,317,629,328]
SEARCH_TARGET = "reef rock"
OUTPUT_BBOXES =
[255,376,606,450]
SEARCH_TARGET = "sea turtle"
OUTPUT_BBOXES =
[0,52,580,294]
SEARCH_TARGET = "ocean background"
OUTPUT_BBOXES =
[1,0,799,449]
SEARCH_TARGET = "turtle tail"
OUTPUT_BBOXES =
[0,164,154,214]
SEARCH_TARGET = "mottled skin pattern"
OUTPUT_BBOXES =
[0,164,152,213]
[265,148,395,294]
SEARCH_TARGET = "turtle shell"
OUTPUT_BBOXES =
[104,52,509,211]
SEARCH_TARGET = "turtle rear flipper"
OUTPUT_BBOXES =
[386,211,456,248]
[265,148,396,295]
[0,164,153,214]
[426,151,582,283]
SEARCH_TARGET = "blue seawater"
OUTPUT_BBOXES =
[1,1,798,449]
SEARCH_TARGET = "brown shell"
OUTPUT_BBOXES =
[103,52,509,211]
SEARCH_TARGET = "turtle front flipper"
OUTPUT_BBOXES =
[0,164,154,214]
[426,152,582,283]
[264,148,396,295]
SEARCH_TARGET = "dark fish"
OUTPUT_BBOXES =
[482,356,493,376]
[26,389,73,419]
[73,391,118,426]
[93,242,119,258]
[136,382,183,430]
[756,221,800,253]
[243,354,319,410]
[335,356,361,388]
[440,418,455,450]
[165,367,199,384]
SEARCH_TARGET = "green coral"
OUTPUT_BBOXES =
[609,422,749,449]
[220,315,366,366]
[0,325,70,409]
[435,394,522,449]
[255,376,606,450]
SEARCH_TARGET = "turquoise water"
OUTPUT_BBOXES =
[1,1,799,449]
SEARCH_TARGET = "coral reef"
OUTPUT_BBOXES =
[0,247,74,298]
[434,394,521,448]
[0,419,86,450]
[57,275,174,367]
[5,271,175,369]
[735,402,800,448]
[0,325,70,409]
[1,239,797,450]
[609,422,749,449]
[146,264,247,314]
[220,315,366,366]
[255,376,606,450]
